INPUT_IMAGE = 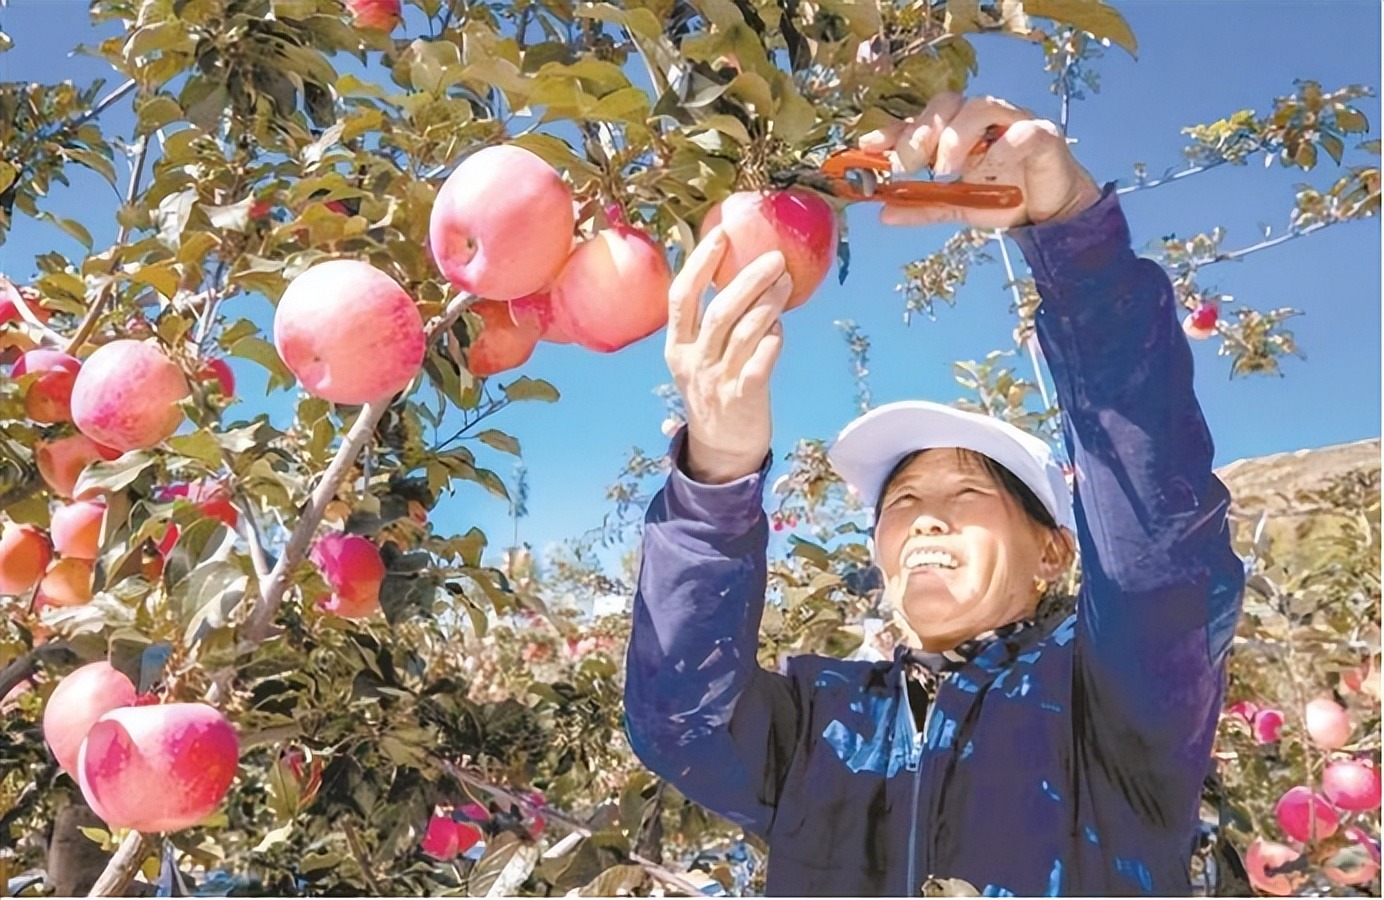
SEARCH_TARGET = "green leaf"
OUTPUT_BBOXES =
[503,377,560,403]
[125,261,181,299]
[574,3,664,40]
[182,561,247,645]
[231,336,296,393]
[578,865,649,896]
[166,429,225,468]
[470,833,540,897]
[73,452,156,498]
[135,94,184,134]
[477,429,521,456]
[1020,0,1138,56]
[944,0,983,34]
[36,212,93,250]
[0,162,15,196]
[1320,132,1345,165]
[1335,106,1370,134]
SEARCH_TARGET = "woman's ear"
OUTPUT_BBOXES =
[1036,527,1076,581]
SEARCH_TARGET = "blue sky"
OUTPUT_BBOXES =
[2,1,1380,568]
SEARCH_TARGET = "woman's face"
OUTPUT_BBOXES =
[873,449,1066,652]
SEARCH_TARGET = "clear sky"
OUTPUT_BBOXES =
[2,1,1380,569]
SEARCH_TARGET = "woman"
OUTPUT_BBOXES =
[624,92,1246,896]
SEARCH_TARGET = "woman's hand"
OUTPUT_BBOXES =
[861,91,1103,229]
[664,229,793,485]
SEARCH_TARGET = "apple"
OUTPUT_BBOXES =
[1182,304,1218,340]
[39,558,94,607]
[1254,708,1285,744]
[1274,785,1339,843]
[429,145,575,301]
[346,0,401,31]
[466,300,542,377]
[36,433,122,499]
[42,661,137,776]
[1324,826,1381,887]
[78,702,239,832]
[198,357,236,398]
[509,291,574,344]
[50,500,105,560]
[1244,838,1305,896]
[0,280,53,326]
[0,524,53,595]
[549,226,672,352]
[310,532,385,619]
[274,260,426,405]
[13,349,81,423]
[1323,759,1381,812]
[700,188,838,311]
[1305,697,1352,750]
[71,340,189,452]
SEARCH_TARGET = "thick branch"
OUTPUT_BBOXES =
[239,292,474,644]
[87,830,154,897]
[439,761,704,896]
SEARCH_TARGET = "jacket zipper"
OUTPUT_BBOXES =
[905,693,935,896]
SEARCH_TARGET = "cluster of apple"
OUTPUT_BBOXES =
[40,661,239,833]
[1226,687,1381,893]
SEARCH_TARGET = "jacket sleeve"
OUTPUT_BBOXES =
[1008,185,1246,762]
[623,428,804,839]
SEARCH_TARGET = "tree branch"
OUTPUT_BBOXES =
[87,830,154,897]
[341,817,383,895]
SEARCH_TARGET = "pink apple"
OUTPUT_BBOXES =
[310,532,385,619]
[71,340,190,452]
[346,0,401,31]
[0,523,52,596]
[1305,697,1352,749]
[35,433,122,500]
[13,349,81,423]
[50,500,105,560]
[549,225,672,353]
[1323,759,1381,812]
[429,145,575,301]
[700,188,838,311]
[465,300,542,377]
[1182,304,1218,340]
[1245,838,1305,896]
[1254,708,1285,744]
[274,260,426,405]
[42,661,137,776]
[1275,785,1339,843]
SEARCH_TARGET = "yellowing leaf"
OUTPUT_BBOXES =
[1021,0,1137,57]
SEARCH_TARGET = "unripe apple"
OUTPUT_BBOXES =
[1182,303,1218,340]
[549,225,672,353]
[1244,838,1305,896]
[36,433,122,499]
[1274,785,1339,843]
[1305,697,1352,749]
[42,661,137,776]
[50,500,106,560]
[13,349,81,423]
[466,300,542,377]
[71,340,189,452]
[0,523,53,595]
[310,532,385,619]
[40,558,94,607]
[346,0,401,31]
[78,702,239,832]
[1323,759,1381,812]
[699,188,838,311]
[274,260,426,405]
[429,145,575,301]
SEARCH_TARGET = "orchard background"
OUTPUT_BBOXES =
[0,0,1379,896]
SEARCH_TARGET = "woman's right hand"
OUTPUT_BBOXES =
[665,227,794,484]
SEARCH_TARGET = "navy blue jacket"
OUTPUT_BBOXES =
[624,184,1246,896]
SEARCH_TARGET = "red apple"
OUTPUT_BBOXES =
[510,291,574,344]
[700,188,838,311]
[1182,304,1218,340]
[71,340,190,452]
[1323,759,1381,812]
[346,0,401,31]
[0,523,53,595]
[13,350,81,423]
[1254,708,1285,744]
[36,433,122,500]
[274,260,426,405]
[1275,785,1339,843]
[429,145,575,301]
[159,481,239,528]
[1245,838,1305,896]
[0,280,53,326]
[549,226,672,353]
[78,702,239,832]
[310,532,385,619]
[466,300,542,377]
[50,500,105,560]
[198,357,236,398]
[42,661,137,777]
[1305,697,1352,749]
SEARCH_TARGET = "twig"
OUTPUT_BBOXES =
[991,229,1053,413]
[438,760,705,896]
[69,79,137,131]
[88,830,154,897]
[67,135,151,355]
[239,291,475,644]
[341,818,383,895]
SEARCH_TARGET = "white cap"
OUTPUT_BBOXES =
[827,400,1075,532]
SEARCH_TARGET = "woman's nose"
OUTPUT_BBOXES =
[910,514,949,536]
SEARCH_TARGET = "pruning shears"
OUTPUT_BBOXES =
[775,124,1023,210]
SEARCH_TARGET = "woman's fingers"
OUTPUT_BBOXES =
[893,91,966,174]
[666,226,727,351]
[738,320,784,396]
[932,96,1033,177]
[721,273,792,375]
[694,250,786,361]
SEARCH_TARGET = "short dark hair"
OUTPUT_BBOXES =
[873,447,1058,531]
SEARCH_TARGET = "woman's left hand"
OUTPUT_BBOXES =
[860,92,1103,229]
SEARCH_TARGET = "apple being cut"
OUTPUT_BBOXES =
[699,188,838,311]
